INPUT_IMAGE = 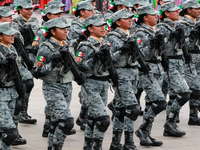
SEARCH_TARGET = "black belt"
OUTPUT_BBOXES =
[124,65,138,69]
[88,75,109,81]
[146,60,160,64]
[189,50,200,54]
[168,55,182,59]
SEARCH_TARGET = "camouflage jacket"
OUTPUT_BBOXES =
[76,36,109,77]
[106,28,139,80]
[156,19,183,56]
[33,38,75,83]
[135,23,164,75]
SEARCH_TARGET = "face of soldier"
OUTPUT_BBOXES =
[91,1,96,7]
[116,18,132,30]
[0,34,15,45]
[0,16,13,25]
[117,5,129,12]
[165,10,179,22]
[80,9,94,19]
[187,8,200,19]
[51,28,67,41]
[20,8,33,20]
[144,14,157,27]
[88,25,106,38]
[47,13,62,20]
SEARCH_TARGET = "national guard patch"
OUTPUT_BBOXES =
[76,51,84,57]
[35,61,44,68]
[136,38,142,44]
[38,55,46,62]
[76,57,82,63]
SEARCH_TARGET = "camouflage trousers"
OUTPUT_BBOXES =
[139,72,166,134]
[81,78,109,147]
[184,61,200,121]
[164,59,190,118]
[0,87,19,150]
[42,81,73,149]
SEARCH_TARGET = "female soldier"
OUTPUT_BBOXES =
[0,22,24,150]
[76,14,110,150]
[13,0,40,124]
[134,4,167,146]
[106,9,140,150]
[32,18,75,150]
[178,0,200,125]
[156,1,191,137]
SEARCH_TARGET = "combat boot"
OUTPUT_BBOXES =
[188,118,200,125]
[164,121,185,137]
[135,128,153,146]
[149,136,163,146]
[19,113,37,124]
[109,129,123,150]
[123,131,138,150]
[93,138,103,150]
[83,137,93,150]
[48,147,52,150]
[12,135,27,146]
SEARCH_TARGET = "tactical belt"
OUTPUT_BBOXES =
[146,60,161,64]
[88,75,109,81]
[189,50,200,54]
[168,55,182,59]
[124,65,138,69]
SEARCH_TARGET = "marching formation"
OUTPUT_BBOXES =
[0,0,200,150]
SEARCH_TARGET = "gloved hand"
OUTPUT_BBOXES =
[120,44,131,54]
[77,35,87,43]
[93,51,104,63]
[51,54,62,68]
[169,31,179,41]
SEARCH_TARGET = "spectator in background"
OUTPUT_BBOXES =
[62,0,71,13]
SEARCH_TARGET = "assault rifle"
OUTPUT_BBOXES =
[13,34,33,71]
[19,24,35,46]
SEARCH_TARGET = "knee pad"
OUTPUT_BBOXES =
[152,101,167,115]
[115,107,125,122]
[24,79,34,93]
[2,128,19,146]
[190,89,200,100]
[96,116,110,132]
[125,104,141,121]
[58,117,74,134]
[177,92,190,106]
[49,122,58,134]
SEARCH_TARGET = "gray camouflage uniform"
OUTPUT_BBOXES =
[33,18,74,150]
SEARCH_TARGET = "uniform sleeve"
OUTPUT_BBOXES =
[76,45,94,71]
[106,35,123,62]
[33,45,53,75]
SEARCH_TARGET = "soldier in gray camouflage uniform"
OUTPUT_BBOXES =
[32,18,75,150]
[156,1,191,137]
[134,4,167,146]
[178,0,200,125]
[76,15,110,150]
[106,9,140,150]
[13,0,39,124]
[0,22,25,150]
[0,7,28,146]
[48,0,66,11]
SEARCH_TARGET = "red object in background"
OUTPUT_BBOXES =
[40,0,51,9]
[0,0,14,6]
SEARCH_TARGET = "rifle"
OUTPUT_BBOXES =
[128,37,153,83]
[98,43,121,97]
[0,52,26,116]
[189,22,200,50]
[13,34,33,71]
[19,24,35,46]
[150,31,170,81]
[59,45,86,86]
[169,24,192,73]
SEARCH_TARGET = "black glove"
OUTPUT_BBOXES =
[120,44,132,54]
[169,31,179,41]
[77,35,87,43]
[93,51,104,63]
[149,37,160,50]
[6,53,17,61]
[51,54,62,68]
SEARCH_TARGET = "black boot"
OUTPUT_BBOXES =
[93,138,103,150]
[188,118,200,125]
[42,116,51,137]
[149,136,163,146]
[19,112,37,124]
[12,135,27,146]
[123,131,138,150]
[188,100,200,125]
[135,128,153,146]
[76,106,88,130]
[109,129,123,150]
[52,144,60,150]
[48,147,52,150]
[175,112,180,123]
[83,137,93,150]
[164,112,186,137]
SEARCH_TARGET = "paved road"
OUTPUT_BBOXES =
[8,7,200,150]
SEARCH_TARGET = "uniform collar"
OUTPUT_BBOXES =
[117,27,130,36]
[19,14,30,22]
[88,36,102,47]
[163,19,176,27]
[114,28,129,38]
[51,37,67,46]
[141,23,155,33]
[0,43,11,49]
[183,16,196,26]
